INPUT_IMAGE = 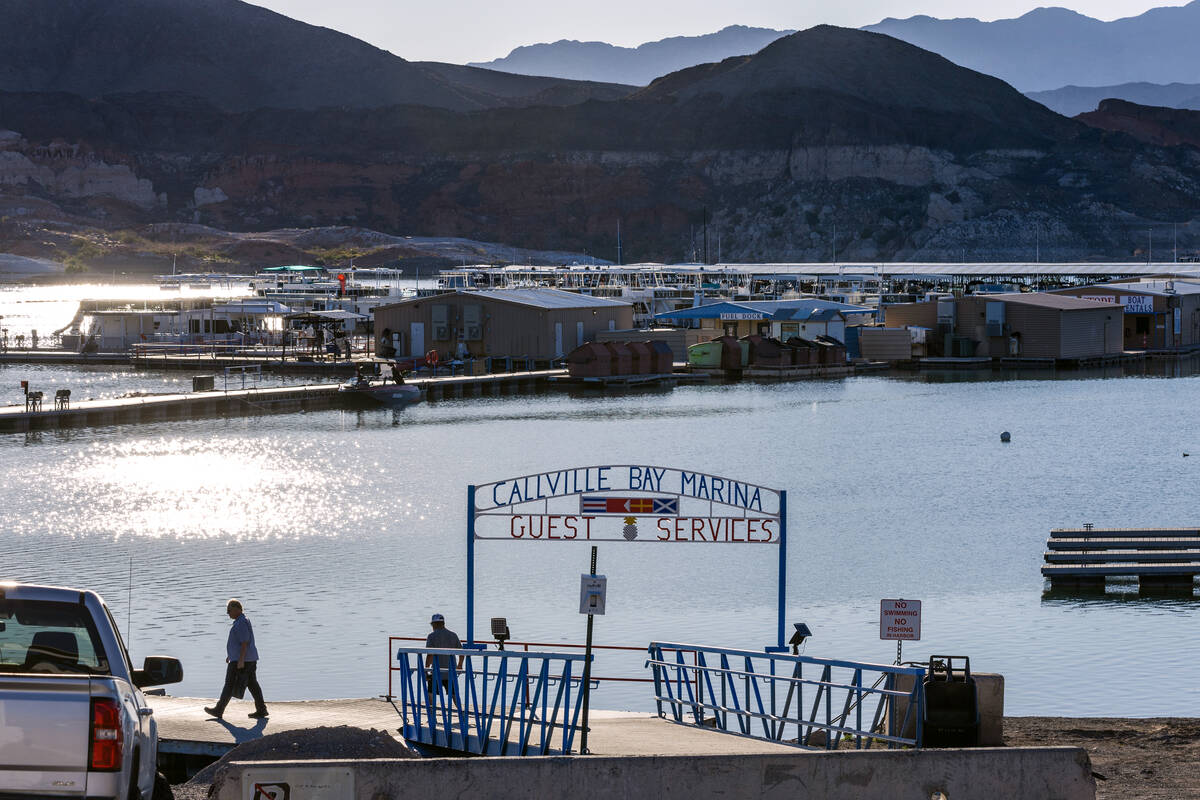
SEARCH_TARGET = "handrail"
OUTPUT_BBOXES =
[646,641,925,750]
[388,636,699,699]
[392,645,590,755]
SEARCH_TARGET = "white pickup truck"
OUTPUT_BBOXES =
[0,582,182,799]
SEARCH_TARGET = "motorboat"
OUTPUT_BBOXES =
[338,361,421,408]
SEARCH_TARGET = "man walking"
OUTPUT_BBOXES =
[204,598,268,720]
[424,613,463,695]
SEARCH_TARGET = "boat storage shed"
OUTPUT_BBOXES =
[372,289,633,360]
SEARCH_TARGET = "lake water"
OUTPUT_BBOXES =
[3,362,1200,716]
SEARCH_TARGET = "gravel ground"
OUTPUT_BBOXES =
[173,725,414,799]
[1005,717,1200,800]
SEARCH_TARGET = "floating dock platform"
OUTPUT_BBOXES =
[1043,527,1200,593]
[0,370,568,433]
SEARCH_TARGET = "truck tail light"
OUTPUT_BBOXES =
[89,698,123,771]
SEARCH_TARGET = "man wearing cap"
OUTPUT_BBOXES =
[424,613,463,694]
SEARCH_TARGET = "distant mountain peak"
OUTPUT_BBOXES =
[469,25,794,86]
[865,3,1200,92]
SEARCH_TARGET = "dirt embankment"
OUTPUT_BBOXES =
[1006,717,1200,800]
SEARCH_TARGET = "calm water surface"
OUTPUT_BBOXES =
[2,368,1198,716]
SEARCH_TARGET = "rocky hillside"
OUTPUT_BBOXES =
[1028,83,1200,117]
[0,0,630,111]
[1,25,1199,263]
[1077,99,1200,149]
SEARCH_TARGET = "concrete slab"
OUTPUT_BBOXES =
[583,710,800,756]
[149,697,798,758]
[149,696,408,755]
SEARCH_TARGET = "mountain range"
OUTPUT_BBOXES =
[0,0,630,112]
[471,4,1200,115]
[468,25,794,87]
[0,0,1198,266]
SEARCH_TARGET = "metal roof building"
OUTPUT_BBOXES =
[373,289,633,361]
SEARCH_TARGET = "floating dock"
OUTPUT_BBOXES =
[1042,527,1200,592]
[0,370,567,432]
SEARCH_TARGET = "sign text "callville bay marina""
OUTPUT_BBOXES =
[480,466,776,514]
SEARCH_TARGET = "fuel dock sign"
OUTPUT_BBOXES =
[879,599,921,641]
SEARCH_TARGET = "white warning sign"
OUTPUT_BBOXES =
[879,599,922,641]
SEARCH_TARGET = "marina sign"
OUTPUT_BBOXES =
[466,465,789,647]
[472,465,782,543]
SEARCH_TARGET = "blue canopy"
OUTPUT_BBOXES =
[654,298,873,322]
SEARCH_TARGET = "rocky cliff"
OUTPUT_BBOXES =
[1,25,1199,263]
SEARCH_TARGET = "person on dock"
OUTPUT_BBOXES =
[424,613,462,695]
[204,598,268,720]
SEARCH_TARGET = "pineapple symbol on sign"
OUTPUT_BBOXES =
[622,516,639,541]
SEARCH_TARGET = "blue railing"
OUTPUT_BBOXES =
[646,642,926,749]
[393,646,591,755]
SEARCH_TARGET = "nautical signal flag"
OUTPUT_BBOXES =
[580,496,678,515]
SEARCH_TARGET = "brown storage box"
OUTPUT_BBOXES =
[715,335,744,370]
[567,342,613,377]
[603,342,634,376]
[785,337,815,366]
[627,341,655,374]
[648,341,674,373]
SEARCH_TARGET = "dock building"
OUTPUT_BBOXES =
[372,289,633,361]
[883,293,1123,361]
[1049,279,1200,351]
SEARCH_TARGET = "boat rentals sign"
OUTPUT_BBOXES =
[472,465,782,544]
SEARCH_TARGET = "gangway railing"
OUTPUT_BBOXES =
[387,636,700,699]
[393,645,592,756]
[646,642,926,750]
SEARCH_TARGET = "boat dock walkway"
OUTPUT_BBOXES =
[148,695,796,758]
[0,370,568,432]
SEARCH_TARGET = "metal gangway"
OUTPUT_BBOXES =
[392,646,590,755]
[391,640,926,756]
[647,642,926,750]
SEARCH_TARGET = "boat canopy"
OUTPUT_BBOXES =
[285,310,368,322]
[263,265,326,274]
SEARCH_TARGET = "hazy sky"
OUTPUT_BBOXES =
[250,0,1191,64]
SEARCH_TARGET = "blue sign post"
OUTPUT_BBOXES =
[466,466,788,648]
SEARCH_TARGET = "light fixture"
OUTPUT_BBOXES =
[491,617,511,650]
[789,622,812,655]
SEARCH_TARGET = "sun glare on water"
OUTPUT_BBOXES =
[66,435,373,540]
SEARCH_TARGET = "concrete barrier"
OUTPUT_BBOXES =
[213,747,1094,800]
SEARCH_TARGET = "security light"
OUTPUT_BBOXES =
[789,622,812,655]
[491,617,511,650]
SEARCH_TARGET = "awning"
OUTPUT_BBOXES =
[285,310,368,322]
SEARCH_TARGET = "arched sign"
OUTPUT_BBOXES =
[467,466,788,647]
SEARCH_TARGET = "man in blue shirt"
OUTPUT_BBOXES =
[205,598,268,719]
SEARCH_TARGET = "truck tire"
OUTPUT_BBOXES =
[152,771,174,800]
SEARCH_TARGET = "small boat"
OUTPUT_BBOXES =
[338,362,421,408]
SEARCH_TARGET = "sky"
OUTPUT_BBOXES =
[249,0,1192,64]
